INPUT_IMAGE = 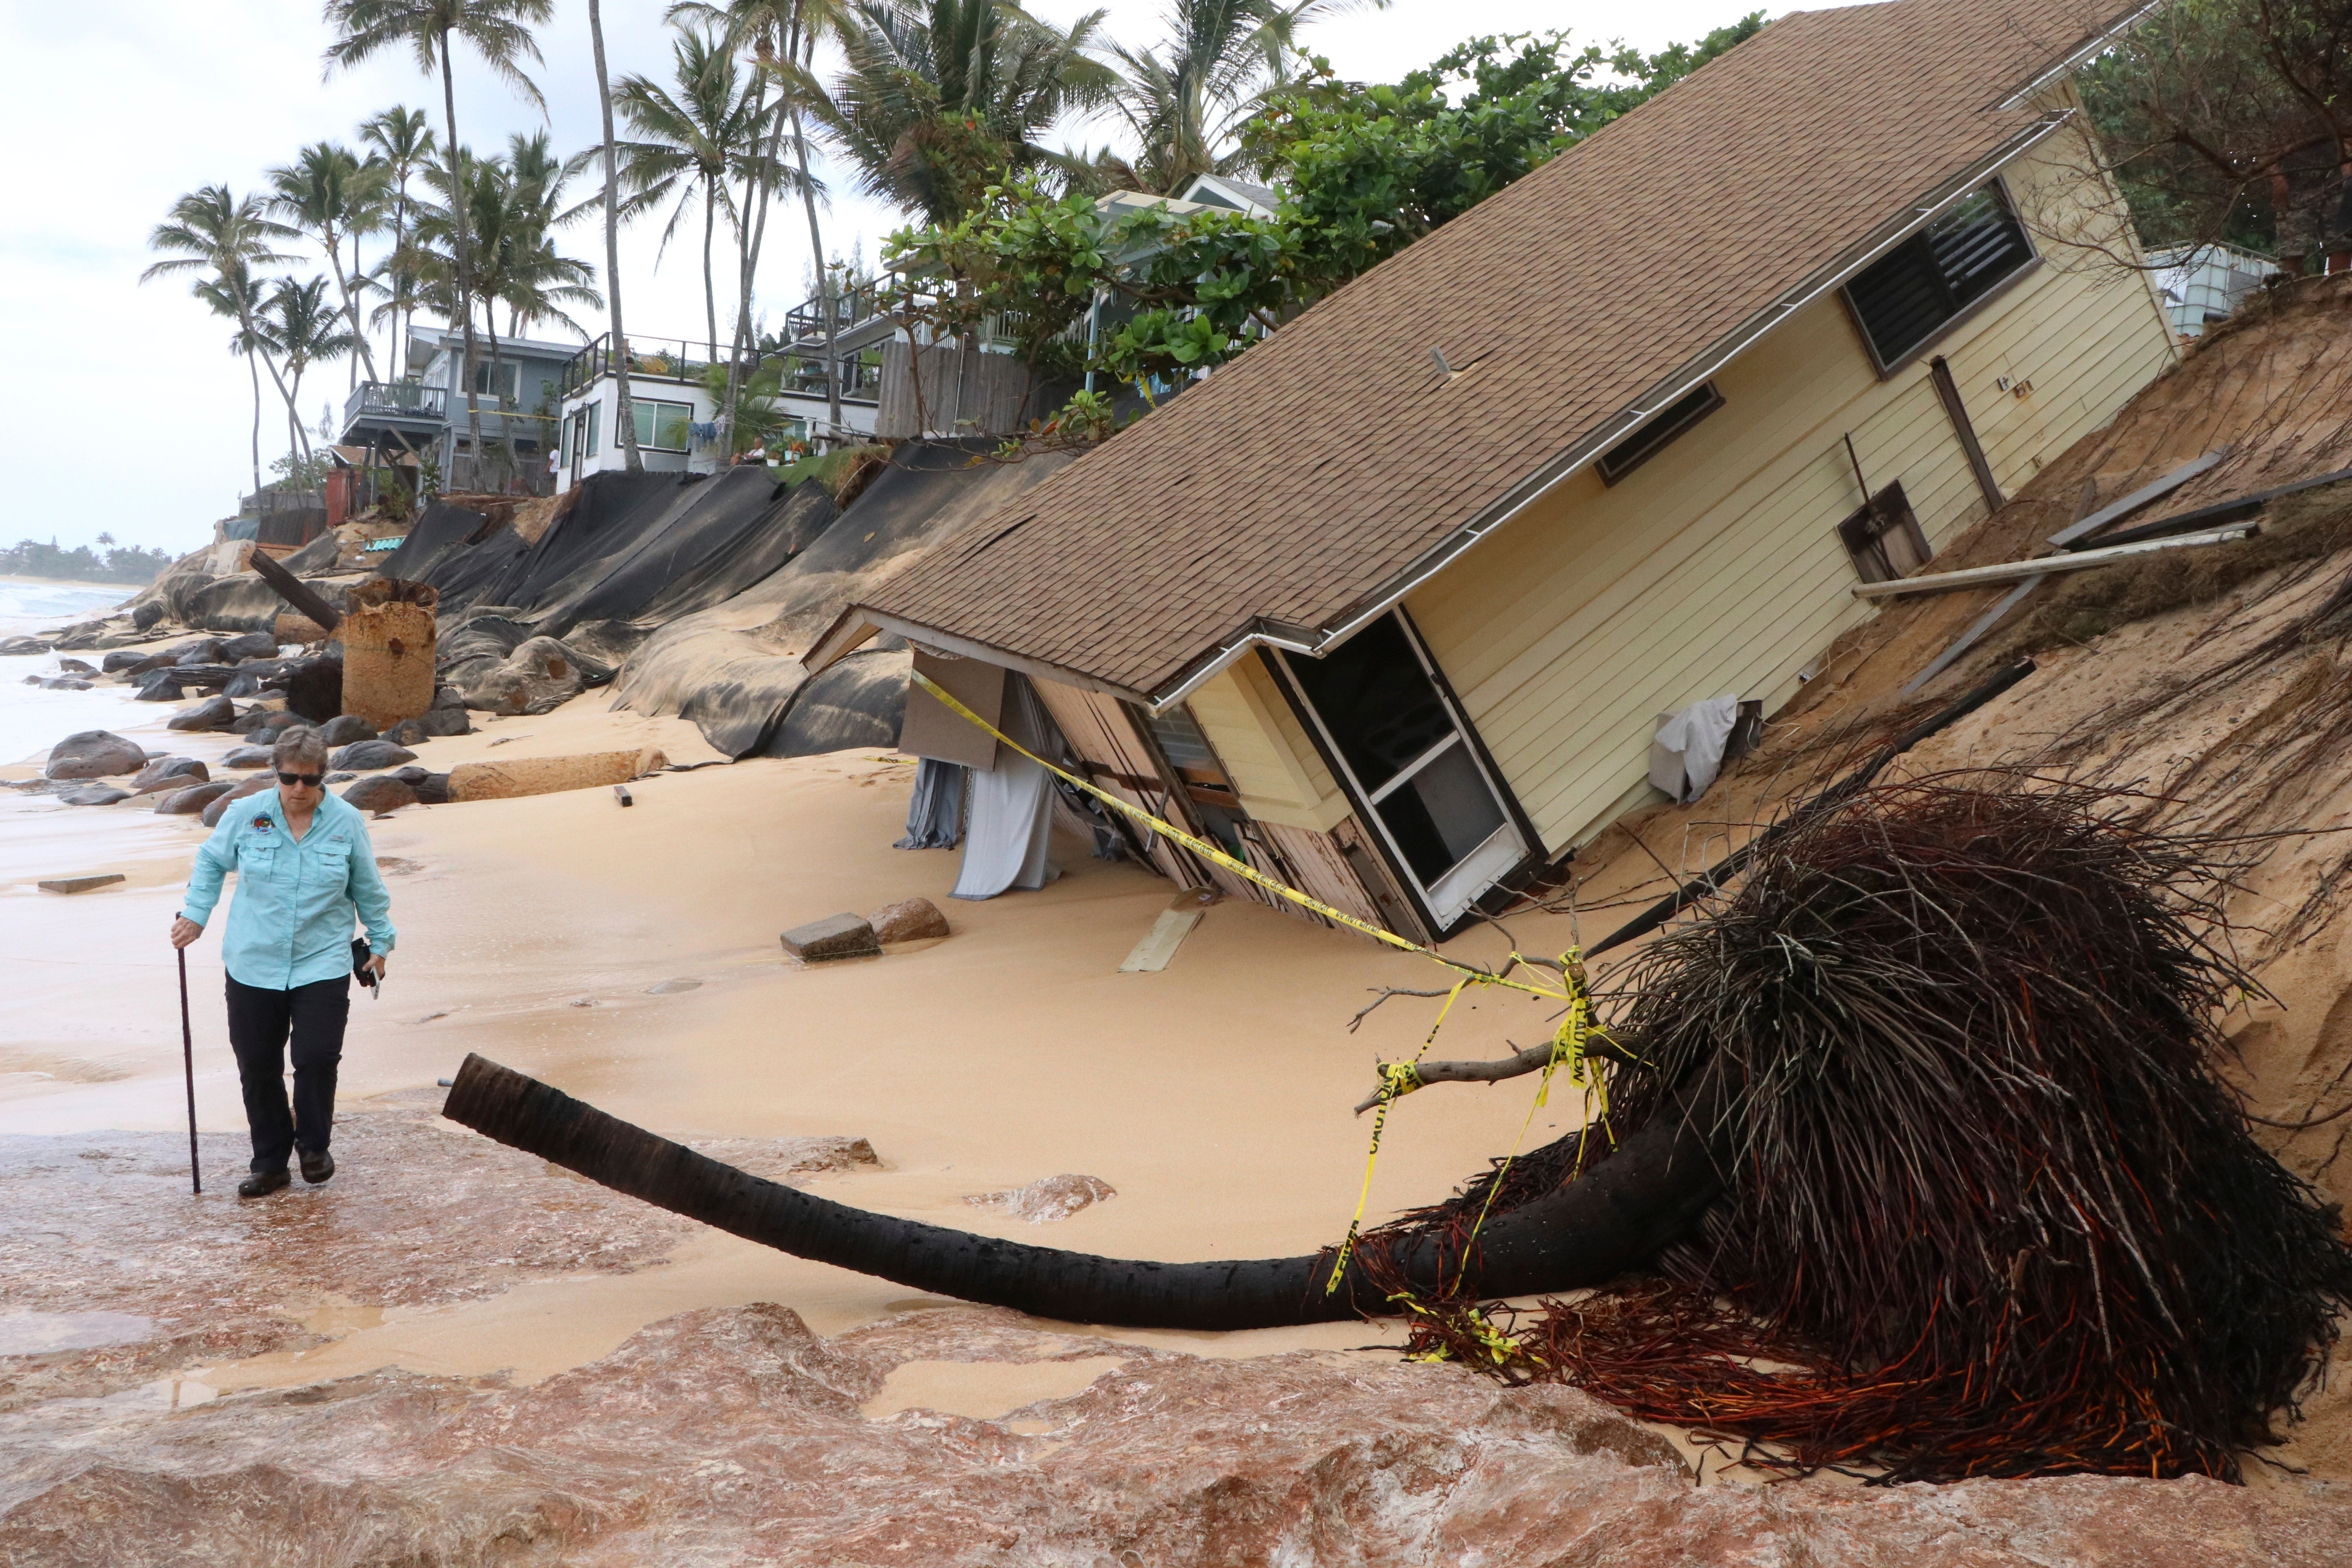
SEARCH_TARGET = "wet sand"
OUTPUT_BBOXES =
[2,686,1601,1401]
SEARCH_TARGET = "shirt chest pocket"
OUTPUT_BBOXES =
[239,840,285,882]
[307,838,353,886]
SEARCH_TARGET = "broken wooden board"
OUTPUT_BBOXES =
[1119,891,1216,973]
[38,874,125,895]
[1855,524,2257,601]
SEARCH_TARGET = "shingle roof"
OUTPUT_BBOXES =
[836,0,2149,703]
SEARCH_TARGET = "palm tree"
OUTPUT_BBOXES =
[324,0,554,481]
[586,0,646,473]
[818,0,1116,224]
[142,185,300,495]
[359,107,438,376]
[1107,0,1381,195]
[255,276,359,476]
[267,141,388,387]
[615,26,773,363]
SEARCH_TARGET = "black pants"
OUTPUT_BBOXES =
[225,974,349,1174]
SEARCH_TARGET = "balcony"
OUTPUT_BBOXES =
[344,380,448,430]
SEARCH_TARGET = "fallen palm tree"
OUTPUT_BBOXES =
[442,775,2352,1478]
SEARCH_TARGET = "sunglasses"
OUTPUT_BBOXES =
[276,771,325,788]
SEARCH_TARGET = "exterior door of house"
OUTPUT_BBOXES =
[1281,613,1527,927]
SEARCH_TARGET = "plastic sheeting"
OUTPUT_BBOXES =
[952,676,1060,901]
[1649,694,1742,805]
[896,758,966,849]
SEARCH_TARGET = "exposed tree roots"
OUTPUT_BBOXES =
[1359,776,2352,1484]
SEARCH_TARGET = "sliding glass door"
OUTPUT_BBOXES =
[1282,613,1526,927]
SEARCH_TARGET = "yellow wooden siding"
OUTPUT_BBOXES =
[1185,659,1352,831]
[1406,140,2174,854]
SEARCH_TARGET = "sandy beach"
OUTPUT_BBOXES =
[2,671,1604,1393]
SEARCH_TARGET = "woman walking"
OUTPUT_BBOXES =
[171,729,396,1198]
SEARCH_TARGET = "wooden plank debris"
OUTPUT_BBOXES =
[613,785,633,807]
[2078,464,2352,552]
[39,874,125,895]
[1119,890,1215,973]
[1854,524,2257,601]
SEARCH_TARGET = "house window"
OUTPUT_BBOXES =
[584,402,600,457]
[632,398,694,452]
[1838,481,1931,583]
[469,361,521,404]
[1844,182,2036,371]
[1597,382,1724,485]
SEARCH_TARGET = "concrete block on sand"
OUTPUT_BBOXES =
[44,730,145,781]
[447,748,666,803]
[38,874,125,895]
[868,897,950,944]
[780,913,881,962]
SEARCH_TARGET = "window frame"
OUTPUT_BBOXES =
[1840,176,2040,379]
[632,397,695,453]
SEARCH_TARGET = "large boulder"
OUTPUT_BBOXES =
[392,765,453,805]
[59,784,132,807]
[100,650,156,674]
[342,775,419,814]
[166,695,237,732]
[45,730,146,780]
[331,739,417,772]
[132,670,185,702]
[0,635,50,656]
[317,713,378,747]
[457,636,615,716]
[221,745,274,770]
[132,601,163,631]
[219,630,279,662]
[171,638,223,666]
[23,675,92,691]
[278,654,343,724]
[131,757,208,793]
[155,780,235,815]
[200,775,275,826]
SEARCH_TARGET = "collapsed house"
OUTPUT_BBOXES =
[809,0,2183,938]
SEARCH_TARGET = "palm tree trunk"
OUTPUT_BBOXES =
[722,27,789,459]
[440,39,486,489]
[444,1053,1721,1330]
[702,176,719,367]
[792,103,840,435]
[484,310,509,489]
[589,0,645,474]
[348,226,372,391]
[330,221,379,388]
[247,349,264,497]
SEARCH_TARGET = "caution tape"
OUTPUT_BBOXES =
[910,669,1617,1292]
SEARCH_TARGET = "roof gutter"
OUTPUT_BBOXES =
[1991,0,2170,111]
[1143,107,2078,713]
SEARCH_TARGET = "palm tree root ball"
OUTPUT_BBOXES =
[1359,777,2352,1483]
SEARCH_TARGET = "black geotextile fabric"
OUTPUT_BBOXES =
[183,574,351,634]
[523,466,834,638]
[762,648,908,757]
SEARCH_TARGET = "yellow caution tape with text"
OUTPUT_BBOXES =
[910,670,1616,1290]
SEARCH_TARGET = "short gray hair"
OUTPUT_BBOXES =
[272,728,328,773]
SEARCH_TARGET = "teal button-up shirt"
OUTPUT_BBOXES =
[182,789,397,991]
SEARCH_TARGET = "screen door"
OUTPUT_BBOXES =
[1282,613,1526,926]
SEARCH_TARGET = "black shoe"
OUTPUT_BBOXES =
[238,1170,291,1199]
[299,1148,335,1184]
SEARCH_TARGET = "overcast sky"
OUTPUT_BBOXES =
[0,0,1840,554]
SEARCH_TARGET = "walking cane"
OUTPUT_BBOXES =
[176,941,201,1196]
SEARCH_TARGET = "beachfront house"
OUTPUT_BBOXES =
[555,303,885,485]
[2147,242,2279,338]
[340,326,576,494]
[808,0,2182,942]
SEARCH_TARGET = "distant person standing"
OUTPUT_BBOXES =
[170,730,395,1198]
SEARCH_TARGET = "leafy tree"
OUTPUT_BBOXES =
[1246,22,1763,290]
[324,0,556,474]
[884,21,1764,397]
[817,0,1116,224]
[142,185,300,495]
[2082,0,2352,270]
